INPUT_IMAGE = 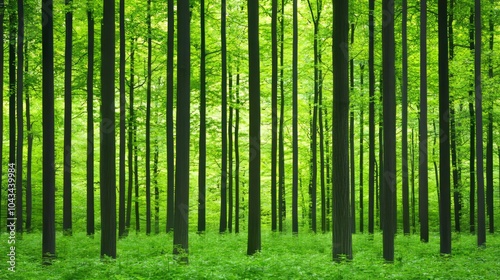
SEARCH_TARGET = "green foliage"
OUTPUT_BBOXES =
[1,231,499,279]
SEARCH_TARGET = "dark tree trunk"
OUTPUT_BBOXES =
[475,0,486,247]
[119,0,127,238]
[228,72,234,233]
[247,0,261,255]
[220,0,228,234]
[271,0,278,232]
[86,2,95,236]
[469,8,476,234]
[292,0,299,234]
[332,0,352,261]
[419,0,429,243]
[154,137,160,234]
[411,129,416,233]
[166,0,175,233]
[130,37,139,233]
[63,0,74,236]
[401,0,410,236]
[278,0,286,232]
[198,0,206,233]
[368,0,375,235]
[173,0,190,263]
[145,0,152,235]
[235,72,241,233]
[382,0,396,262]
[438,0,452,255]
[42,0,56,263]
[16,0,24,234]
[100,0,117,258]
[349,23,355,235]
[486,0,494,234]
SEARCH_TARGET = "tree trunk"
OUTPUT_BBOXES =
[438,0,452,255]
[401,0,410,235]
[349,23,355,235]
[359,63,365,233]
[419,0,429,243]
[63,0,72,236]
[228,72,234,233]
[382,0,396,262]
[332,0,352,261]
[486,0,494,234]
[235,71,241,234]
[220,0,228,234]
[368,0,375,234]
[145,0,153,235]
[271,0,278,232]
[166,0,175,233]
[247,0,261,255]
[42,0,56,263]
[154,136,160,234]
[292,0,299,235]
[173,0,190,263]
[0,0,3,228]
[475,0,486,247]
[198,0,206,233]
[8,0,15,232]
[278,0,286,232]
[469,8,476,234]
[86,2,95,236]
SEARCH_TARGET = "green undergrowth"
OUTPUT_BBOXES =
[1,230,499,279]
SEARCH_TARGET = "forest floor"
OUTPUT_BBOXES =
[1,230,499,279]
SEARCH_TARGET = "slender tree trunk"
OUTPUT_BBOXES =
[130,37,139,233]
[486,0,494,234]
[16,0,24,234]
[247,0,261,255]
[145,0,152,235]
[332,0,352,261]
[86,2,95,236]
[278,0,286,232]
[173,0,190,263]
[198,0,206,233]
[271,0,278,232]
[118,0,127,238]
[154,136,160,234]
[419,0,429,243]
[235,71,241,233]
[382,0,396,262]
[220,0,228,234]
[438,0,452,255]
[368,0,375,234]
[359,64,365,233]
[166,0,175,233]
[401,0,410,235]
[228,72,234,233]
[349,23,355,235]
[475,0,486,247]
[42,0,56,263]
[292,0,299,234]
[411,129,416,233]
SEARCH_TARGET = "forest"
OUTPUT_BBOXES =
[1,0,500,278]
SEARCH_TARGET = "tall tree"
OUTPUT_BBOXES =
[42,0,56,263]
[228,72,234,233]
[63,0,72,236]
[438,0,452,255]
[118,0,127,237]
[86,0,95,236]
[7,0,15,231]
[332,0,352,261]
[475,0,485,247]
[486,0,494,234]
[100,0,117,258]
[145,0,153,235]
[419,0,429,243]
[278,0,286,232]
[271,0,278,232]
[220,0,228,234]
[359,64,365,233]
[291,0,299,235]
[382,0,396,262]
[247,0,261,255]
[235,71,241,233]
[349,23,355,234]
[401,0,410,235]
[166,0,175,233]
[367,0,375,235]
[173,0,190,263]
[198,0,207,233]
[16,0,24,233]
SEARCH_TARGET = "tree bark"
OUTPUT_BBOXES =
[86,2,95,236]
[368,0,375,234]
[166,0,175,233]
[198,0,206,233]
[119,0,127,238]
[16,0,24,234]
[220,0,228,234]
